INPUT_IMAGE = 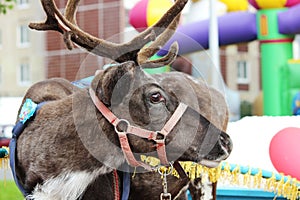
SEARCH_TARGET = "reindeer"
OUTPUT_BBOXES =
[13,75,216,200]
[10,0,232,199]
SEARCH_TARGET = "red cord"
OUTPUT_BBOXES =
[113,170,120,200]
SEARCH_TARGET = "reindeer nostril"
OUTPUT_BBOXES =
[220,132,233,153]
[220,135,227,146]
[220,133,231,147]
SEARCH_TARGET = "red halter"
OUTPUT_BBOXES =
[89,88,188,171]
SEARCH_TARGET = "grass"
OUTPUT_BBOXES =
[0,180,23,200]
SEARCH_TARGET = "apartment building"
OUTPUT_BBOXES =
[0,0,123,97]
[0,0,45,97]
[221,42,262,103]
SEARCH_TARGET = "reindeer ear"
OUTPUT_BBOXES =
[91,61,136,106]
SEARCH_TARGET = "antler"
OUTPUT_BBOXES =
[29,0,187,65]
[137,14,181,67]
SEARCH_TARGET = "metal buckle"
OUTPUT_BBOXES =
[160,192,171,200]
[114,119,130,134]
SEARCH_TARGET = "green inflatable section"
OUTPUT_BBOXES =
[282,60,300,115]
[260,43,293,115]
[257,9,294,115]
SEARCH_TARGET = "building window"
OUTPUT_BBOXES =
[18,25,30,47]
[237,60,250,84]
[19,62,31,85]
[17,0,29,9]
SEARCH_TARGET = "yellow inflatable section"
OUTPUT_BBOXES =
[146,0,249,27]
[219,0,248,11]
[147,0,173,26]
[255,0,287,9]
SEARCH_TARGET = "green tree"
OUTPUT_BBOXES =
[0,0,16,14]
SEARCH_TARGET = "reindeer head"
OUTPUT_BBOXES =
[30,0,232,169]
[88,61,232,169]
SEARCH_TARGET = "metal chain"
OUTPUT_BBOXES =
[158,163,173,200]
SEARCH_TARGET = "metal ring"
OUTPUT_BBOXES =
[157,162,174,176]
[114,119,130,134]
[155,131,166,140]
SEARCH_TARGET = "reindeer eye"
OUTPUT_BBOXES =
[150,92,165,104]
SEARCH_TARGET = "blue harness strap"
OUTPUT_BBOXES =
[9,78,94,197]
[71,76,94,89]
[121,171,130,200]
[9,100,46,197]
[117,163,131,200]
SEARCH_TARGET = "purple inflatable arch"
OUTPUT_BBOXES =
[158,12,257,55]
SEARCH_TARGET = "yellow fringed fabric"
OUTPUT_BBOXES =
[140,156,300,200]
[1,152,299,199]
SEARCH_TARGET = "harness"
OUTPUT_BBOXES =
[89,88,188,170]
[89,88,190,199]
[10,79,190,199]
[9,99,46,197]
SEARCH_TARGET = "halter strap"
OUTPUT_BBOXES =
[89,88,188,170]
[155,103,188,164]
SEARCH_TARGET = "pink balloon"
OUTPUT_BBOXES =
[248,0,259,9]
[286,0,300,7]
[269,127,300,180]
[129,0,148,31]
